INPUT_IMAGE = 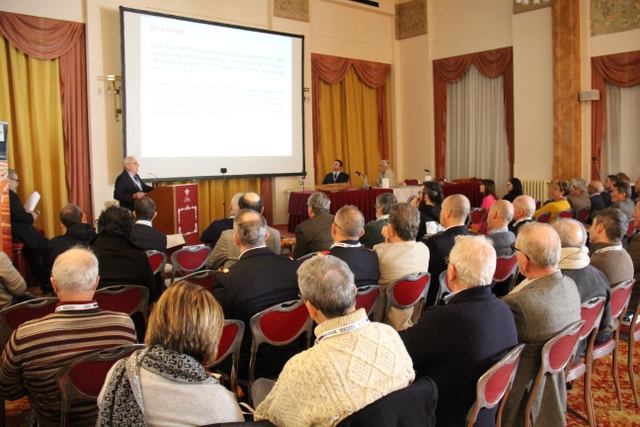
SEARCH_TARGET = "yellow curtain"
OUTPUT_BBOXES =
[316,67,391,186]
[0,36,68,237]
[165,177,260,234]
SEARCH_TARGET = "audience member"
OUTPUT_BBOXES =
[509,195,536,235]
[411,180,444,240]
[254,256,414,426]
[628,200,640,310]
[589,207,635,302]
[401,235,518,427]
[97,281,243,426]
[479,179,498,210]
[213,210,300,379]
[0,251,29,308]
[293,192,334,259]
[7,169,50,291]
[568,178,591,213]
[45,203,96,272]
[373,203,430,330]
[633,176,640,200]
[376,159,397,187]
[424,194,470,305]
[208,192,281,269]
[113,156,153,211]
[0,248,137,427]
[552,219,611,354]
[486,200,516,256]
[131,197,167,253]
[91,205,157,302]
[533,180,571,224]
[602,174,619,207]
[610,181,635,219]
[200,192,243,246]
[587,180,607,219]
[325,205,380,288]
[503,177,523,203]
[321,159,350,184]
[360,193,397,249]
[502,223,581,427]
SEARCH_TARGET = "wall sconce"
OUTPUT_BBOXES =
[106,75,122,122]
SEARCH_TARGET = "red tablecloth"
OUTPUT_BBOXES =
[287,189,392,233]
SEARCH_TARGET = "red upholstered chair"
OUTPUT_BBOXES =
[524,320,585,427]
[248,299,313,399]
[535,200,541,210]
[626,219,636,238]
[466,208,488,233]
[170,245,212,283]
[0,297,59,425]
[557,209,574,219]
[94,285,150,325]
[207,319,244,399]
[535,211,552,223]
[434,271,449,306]
[384,272,430,322]
[590,279,634,412]
[355,285,381,318]
[615,280,639,408]
[55,344,145,427]
[565,297,606,427]
[576,206,591,223]
[493,254,519,292]
[183,269,219,292]
[466,343,526,427]
[146,250,167,275]
[404,179,420,186]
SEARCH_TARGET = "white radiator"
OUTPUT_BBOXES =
[521,180,552,202]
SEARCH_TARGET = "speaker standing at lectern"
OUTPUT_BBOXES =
[114,156,154,211]
[321,159,350,184]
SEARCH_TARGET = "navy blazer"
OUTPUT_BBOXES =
[327,242,381,288]
[131,224,167,253]
[400,286,518,427]
[9,190,48,251]
[114,171,154,211]
[201,217,234,246]
[322,171,350,184]
[424,225,469,305]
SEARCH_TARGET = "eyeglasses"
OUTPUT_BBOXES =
[510,242,530,260]
[9,177,19,184]
[333,221,342,230]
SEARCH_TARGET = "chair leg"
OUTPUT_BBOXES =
[612,343,623,411]
[0,398,5,427]
[584,361,596,427]
[629,336,640,408]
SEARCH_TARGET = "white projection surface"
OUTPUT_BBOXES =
[121,8,305,180]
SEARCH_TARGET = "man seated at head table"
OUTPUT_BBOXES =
[360,192,397,249]
[375,159,397,187]
[501,222,581,427]
[253,255,415,427]
[0,247,137,427]
[400,234,518,427]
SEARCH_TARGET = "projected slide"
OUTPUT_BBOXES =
[121,8,304,180]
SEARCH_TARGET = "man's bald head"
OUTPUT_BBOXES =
[440,194,470,227]
[552,218,587,248]
[512,195,536,220]
[488,200,514,229]
[238,192,264,213]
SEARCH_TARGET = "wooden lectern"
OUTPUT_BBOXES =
[150,184,200,246]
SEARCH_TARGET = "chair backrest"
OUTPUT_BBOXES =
[578,296,606,343]
[535,211,552,223]
[207,319,244,398]
[0,297,59,349]
[626,219,636,238]
[466,344,526,426]
[170,245,212,282]
[467,208,488,226]
[146,250,167,275]
[248,299,313,386]
[493,254,518,283]
[182,269,219,292]
[609,279,635,320]
[557,209,574,219]
[94,285,150,324]
[56,344,145,427]
[404,179,420,186]
[434,271,449,306]
[386,272,430,312]
[355,285,381,318]
[576,206,591,223]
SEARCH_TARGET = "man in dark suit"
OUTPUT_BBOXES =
[423,194,470,305]
[131,197,167,253]
[321,159,349,184]
[200,192,243,246]
[113,156,154,211]
[322,205,380,288]
[293,193,334,259]
[508,195,536,235]
[7,169,50,291]
[587,180,607,220]
[45,203,97,272]
[486,200,516,257]
[502,222,581,427]
[401,235,519,427]
[360,193,397,249]
[213,209,301,379]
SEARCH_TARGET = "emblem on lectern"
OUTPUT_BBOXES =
[184,188,191,203]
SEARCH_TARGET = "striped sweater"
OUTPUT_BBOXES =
[0,307,137,427]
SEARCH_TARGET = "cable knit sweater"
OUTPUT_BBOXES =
[254,309,415,427]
